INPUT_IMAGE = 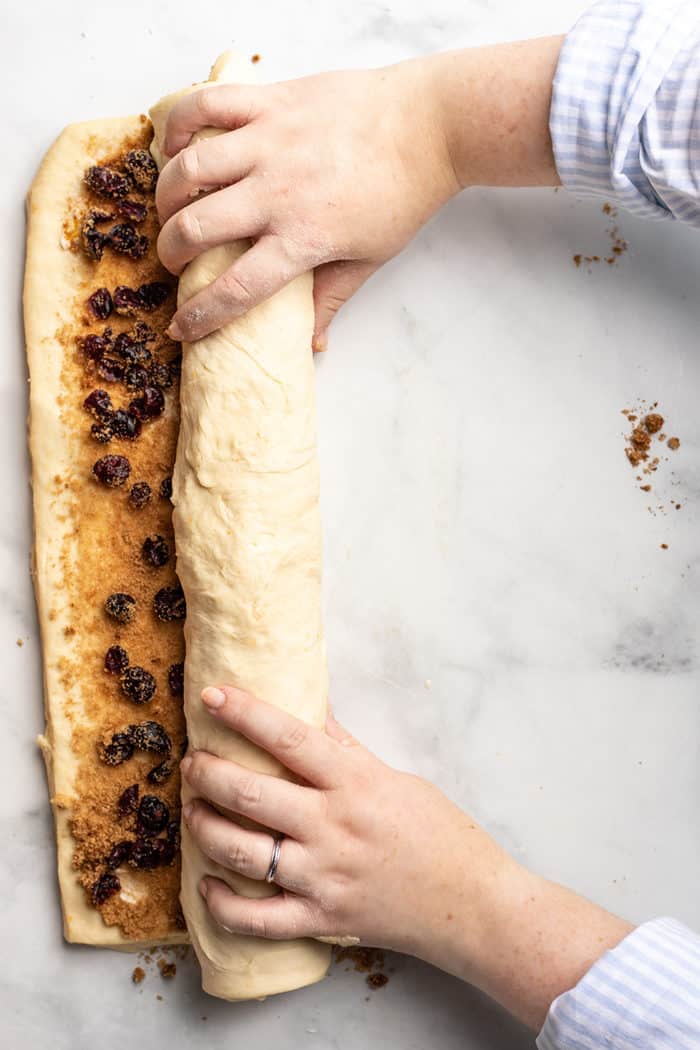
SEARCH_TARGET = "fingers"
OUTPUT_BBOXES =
[201,876,316,940]
[185,798,311,893]
[201,685,345,788]
[181,749,319,840]
[155,127,257,225]
[312,260,377,352]
[157,180,267,275]
[162,83,260,158]
[166,235,305,342]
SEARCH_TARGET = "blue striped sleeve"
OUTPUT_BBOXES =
[549,0,700,226]
[537,917,700,1049]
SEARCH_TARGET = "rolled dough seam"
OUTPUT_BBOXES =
[149,53,332,1000]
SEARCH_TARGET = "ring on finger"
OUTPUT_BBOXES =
[265,835,284,884]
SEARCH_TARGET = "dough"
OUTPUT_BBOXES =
[24,117,187,949]
[149,54,331,999]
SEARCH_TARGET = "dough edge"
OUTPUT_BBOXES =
[25,116,187,950]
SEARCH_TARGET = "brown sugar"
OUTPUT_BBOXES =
[643,413,664,434]
[573,204,628,269]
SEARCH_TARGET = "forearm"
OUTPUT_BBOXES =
[416,853,632,1032]
[422,37,563,191]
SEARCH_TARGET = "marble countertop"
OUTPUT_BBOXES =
[3,1,699,1047]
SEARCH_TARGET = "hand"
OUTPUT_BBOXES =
[181,684,507,959]
[183,684,633,1031]
[156,61,460,347]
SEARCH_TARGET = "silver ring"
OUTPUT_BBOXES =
[265,836,283,883]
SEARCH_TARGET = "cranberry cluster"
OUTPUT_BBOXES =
[80,150,158,263]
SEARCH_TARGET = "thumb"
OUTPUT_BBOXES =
[312,259,376,352]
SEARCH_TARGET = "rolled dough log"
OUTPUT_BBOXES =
[149,53,331,1000]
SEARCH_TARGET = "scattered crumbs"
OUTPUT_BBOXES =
[132,966,145,984]
[335,945,391,992]
[667,437,680,450]
[640,484,651,492]
[251,53,261,63]
[158,960,177,979]
[335,946,385,973]
[156,994,164,1002]
[16,638,23,647]
[661,543,669,550]
[573,204,627,269]
[201,1016,208,1022]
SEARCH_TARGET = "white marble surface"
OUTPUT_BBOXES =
[3,0,700,1046]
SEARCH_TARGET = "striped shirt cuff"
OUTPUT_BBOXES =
[550,0,700,224]
[537,917,700,1050]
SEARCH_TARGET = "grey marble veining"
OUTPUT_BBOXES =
[3,1,699,1047]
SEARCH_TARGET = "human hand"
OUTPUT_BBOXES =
[155,61,460,348]
[182,684,633,1031]
[181,684,512,963]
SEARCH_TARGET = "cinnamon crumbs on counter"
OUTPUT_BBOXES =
[622,402,684,533]
[573,204,628,269]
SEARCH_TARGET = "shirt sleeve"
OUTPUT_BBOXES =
[550,0,700,225]
[537,917,700,1050]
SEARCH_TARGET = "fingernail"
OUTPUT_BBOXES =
[202,686,226,709]
[183,802,194,821]
[181,755,192,777]
[199,878,208,899]
[166,320,183,340]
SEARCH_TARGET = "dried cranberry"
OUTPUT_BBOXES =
[93,455,130,487]
[123,149,158,192]
[160,476,173,500]
[104,592,136,623]
[125,365,149,391]
[106,840,133,869]
[84,165,130,200]
[117,783,139,816]
[167,662,184,696]
[148,361,173,389]
[116,198,147,223]
[91,872,121,905]
[96,356,126,383]
[137,795,169,833]
[81,220,108,261]
[128,720,171,754]
[98,732,134,766]
[114,332,151,365]
[113,285,142,317]
[91,420,113,444]
[153,584,186,622]
[147,759,175,785]
[142,535,169,568]
[111,409,142,441]
[80,333,111,361]
[88,287,113,320]
[128,481,151,509]
[104,645,129,674]
[83,389,112,419]
[138,282,170,311]
[108,223,149,259]
[121,666,156,704]
[130,385,165,421]
[129,837,164,869]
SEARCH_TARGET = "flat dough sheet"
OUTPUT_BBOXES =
[25,117,186,949]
